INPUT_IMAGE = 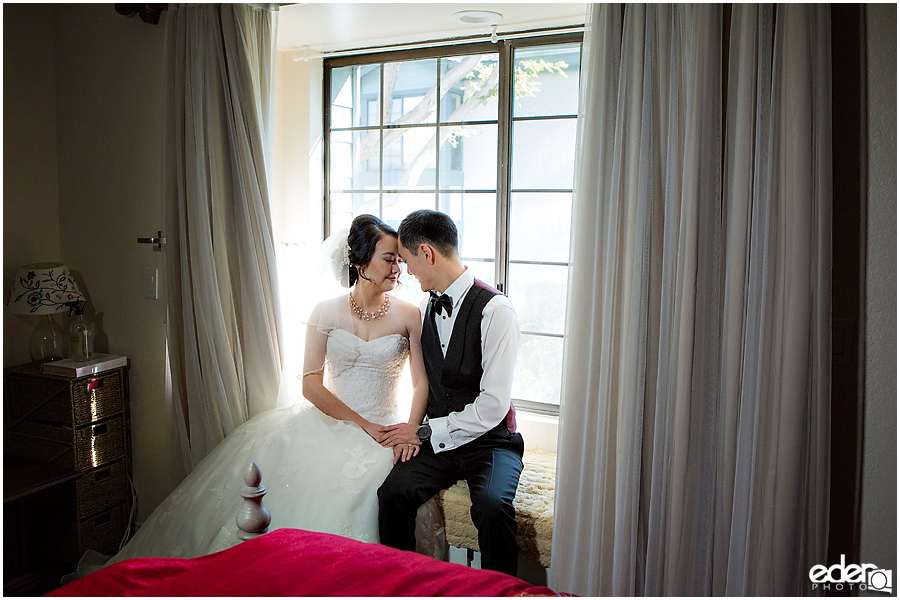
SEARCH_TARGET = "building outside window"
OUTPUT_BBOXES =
[324,34,582,415]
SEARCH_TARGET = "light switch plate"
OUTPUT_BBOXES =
[143,267,158,299]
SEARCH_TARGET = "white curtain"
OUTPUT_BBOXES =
[164,3,283,470]
[551,4,831,596]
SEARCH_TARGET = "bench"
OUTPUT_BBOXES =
[436,449,556,568]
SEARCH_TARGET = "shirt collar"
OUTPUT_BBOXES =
[440,267,474,310]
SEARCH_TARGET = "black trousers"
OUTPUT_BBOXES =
[378,431,524,576]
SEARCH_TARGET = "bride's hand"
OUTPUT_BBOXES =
[379,423,420,448]
[362,420,387,443]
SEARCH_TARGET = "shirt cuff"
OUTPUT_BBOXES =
[429,417,454,453]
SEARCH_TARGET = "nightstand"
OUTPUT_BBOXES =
[3,362,132,566]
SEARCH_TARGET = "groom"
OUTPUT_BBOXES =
[378,209,524,576]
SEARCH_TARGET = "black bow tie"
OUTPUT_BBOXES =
[429,291,453,318]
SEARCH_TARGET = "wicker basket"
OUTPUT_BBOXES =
[59,503,128,562]
[73,416,126,471]
[4,367,124,429]
[75,459,129,519]
[6,415,125,471]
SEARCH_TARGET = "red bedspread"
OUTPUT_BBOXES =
[48,528,563,597]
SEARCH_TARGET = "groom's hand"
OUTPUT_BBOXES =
[379,423,420,448]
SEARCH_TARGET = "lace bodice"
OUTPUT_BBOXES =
[324,329,409,426]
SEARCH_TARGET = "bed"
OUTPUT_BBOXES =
[47,528,567,597]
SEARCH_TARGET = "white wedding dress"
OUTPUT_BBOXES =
[109,318,442,564]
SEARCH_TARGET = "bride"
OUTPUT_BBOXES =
[108,214,439,563]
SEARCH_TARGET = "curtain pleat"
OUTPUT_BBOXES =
[551,4,831,596]
[164,4,283,470]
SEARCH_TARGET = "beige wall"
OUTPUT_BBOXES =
[4,3,183,521]
[3,4,62,366]
[272,52,324,248]
[53,4,185,519]
[860,2,897,578]
[273,54,310,248]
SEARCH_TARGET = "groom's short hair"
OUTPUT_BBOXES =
[398,210,458,258]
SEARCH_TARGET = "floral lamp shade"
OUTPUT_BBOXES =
[8,263,84,364]
[8,263,83,315]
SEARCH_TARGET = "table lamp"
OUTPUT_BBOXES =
[8,263,84,364]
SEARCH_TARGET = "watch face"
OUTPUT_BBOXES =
[417,424,431,440]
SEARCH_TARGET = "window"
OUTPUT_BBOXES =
[325,35,582,415]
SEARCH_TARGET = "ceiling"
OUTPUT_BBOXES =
[277,3,587,55]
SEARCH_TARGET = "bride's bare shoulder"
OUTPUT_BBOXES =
[390,297,424,334]
[391,296,422,316]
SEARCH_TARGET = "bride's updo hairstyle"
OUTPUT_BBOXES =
[347,214,398,287]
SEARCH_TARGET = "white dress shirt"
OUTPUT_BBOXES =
[420,268,520,453]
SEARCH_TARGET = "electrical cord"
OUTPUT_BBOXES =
[118,475,138,552]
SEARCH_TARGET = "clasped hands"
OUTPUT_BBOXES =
[364,422,421,464]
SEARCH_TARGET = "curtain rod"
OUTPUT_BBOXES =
[289,24,585,62]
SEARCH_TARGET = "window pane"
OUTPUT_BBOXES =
[330,130,380,191]
[329,211,354,236]
[382,193,436,229]
[465,260,495,287]
[331,64,380,128]
[382,127,436,190]
[333,105,352,130]
[513,43,581,118]
[509,192,571,263]
[507,263,568,335]
[511,119,576,190]
[329,130,353,190]
[330,193,379,234]
[386,59,437,125]
[439,193,496,260]
[512,334,563,405]
[439,54,500,123]
[439,124,497,190]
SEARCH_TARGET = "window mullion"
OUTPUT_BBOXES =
[435,59,441,210]
[495,40,513,293]
[378,65,384,219]
[323,66,332,237]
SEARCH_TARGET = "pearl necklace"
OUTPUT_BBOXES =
[349,293,391,321]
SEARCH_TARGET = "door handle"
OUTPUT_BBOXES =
[137,231,166,251]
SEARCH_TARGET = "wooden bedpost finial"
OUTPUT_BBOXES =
[236,461,271,540]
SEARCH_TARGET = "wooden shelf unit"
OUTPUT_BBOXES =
[4,362,132,570]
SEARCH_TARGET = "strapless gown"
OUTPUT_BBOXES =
[110,329,440,563]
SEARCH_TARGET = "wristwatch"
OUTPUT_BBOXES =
[416,417,432,442]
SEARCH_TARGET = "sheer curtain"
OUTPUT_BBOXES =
[551,4,831,596]
[164,3,283,470]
